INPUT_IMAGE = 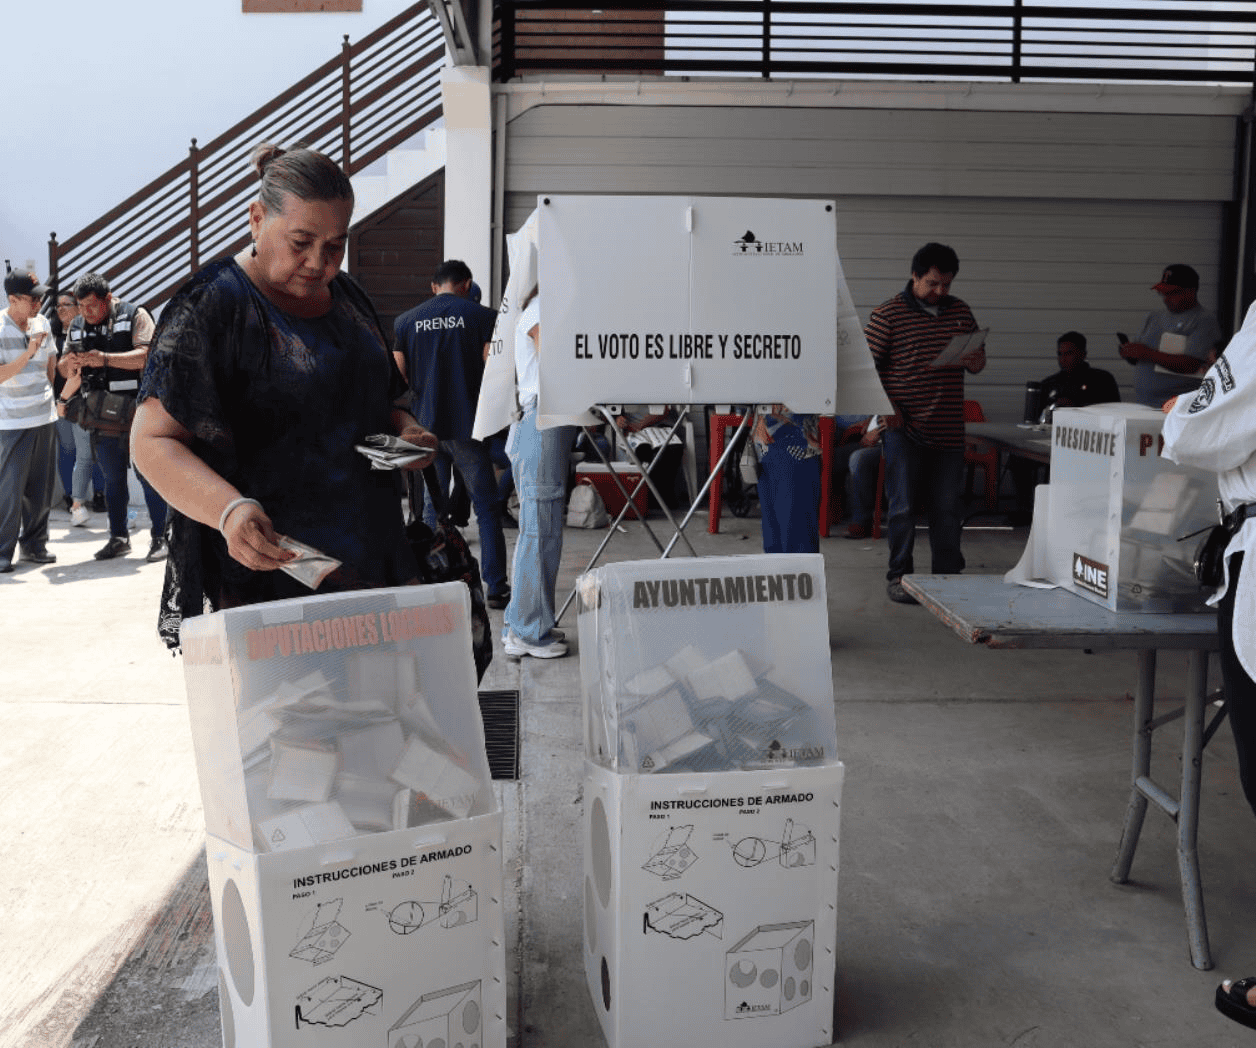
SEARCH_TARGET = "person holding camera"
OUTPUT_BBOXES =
[60,272,168,562]
[0,269,57,573]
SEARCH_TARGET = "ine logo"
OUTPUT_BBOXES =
[1073,554,1109,598]
[733,230,804,256]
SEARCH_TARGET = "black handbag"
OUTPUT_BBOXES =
[407,465,493,681]
[63,388,136,435]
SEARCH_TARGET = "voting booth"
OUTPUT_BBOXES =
[180,585,506,1048]
[1022,405,1220,612]
[578,555,843,1048]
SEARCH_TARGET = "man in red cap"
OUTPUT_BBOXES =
[1119,263,1223,407]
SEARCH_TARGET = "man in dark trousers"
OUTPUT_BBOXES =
[866,243,987,604]
[61,272,168,562]
[393,260,509,608]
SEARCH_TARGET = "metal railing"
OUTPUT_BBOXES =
[495,1,1256,85]
[50,2,445,311]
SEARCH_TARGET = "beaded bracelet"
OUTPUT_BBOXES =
[219,496,262,534]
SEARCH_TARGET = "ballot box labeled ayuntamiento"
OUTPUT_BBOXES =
[1044,405,1220,612]
[576,554,838,775]
[179,584,505,1048]
[577,554,842,1048]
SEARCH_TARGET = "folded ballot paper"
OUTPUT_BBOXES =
[577,554,838,773]
[355,433,434,470]
[179,584,494,853]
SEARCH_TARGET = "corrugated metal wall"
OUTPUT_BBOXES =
[503,103,1236,421]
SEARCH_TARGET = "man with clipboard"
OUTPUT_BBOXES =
[866,243,987,604]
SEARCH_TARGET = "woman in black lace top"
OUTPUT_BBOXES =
[133,144,436,649]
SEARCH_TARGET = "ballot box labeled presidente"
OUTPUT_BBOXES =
[577,554,843,1048]
[180,584,506,1048]
[1021,404,1221,612]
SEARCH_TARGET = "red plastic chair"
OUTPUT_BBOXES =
[963,399,999,509]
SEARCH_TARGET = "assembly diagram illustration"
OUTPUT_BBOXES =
[644,891,724,940]
[368,874,480,937]
[294,974,383,1028]
[725,920,815,1019]
[290,899,350,965]
[642,825,699,880]
[728,818,816,870]
[388,979,482,1048]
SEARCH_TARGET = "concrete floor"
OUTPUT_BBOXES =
[2,502,1254,1048]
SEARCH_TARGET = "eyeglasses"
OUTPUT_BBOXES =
[56,303,78,311]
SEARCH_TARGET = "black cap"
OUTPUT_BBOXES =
[1152,264,1199,293]
[4,268,49,299]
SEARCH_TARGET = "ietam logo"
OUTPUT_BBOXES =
[1073,553,1109,598]
[733,230,804,256]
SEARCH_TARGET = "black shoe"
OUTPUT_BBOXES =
[146,537,169,562]
[0,561,13,574]
[63,495,73,512]
[499,508,518,529]
[91,492,107,512]
[886,579,919,605]
[486,587,511,611]
[95,536,132,560]
[19,547,56,565]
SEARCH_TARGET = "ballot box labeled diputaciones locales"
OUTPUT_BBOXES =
[1043,404,1220,612]
[181,584,506,1048]
[577,554,842,1048]
[180,582,495,853]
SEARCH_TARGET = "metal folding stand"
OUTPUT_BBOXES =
[555,404,760,622]
[1109,651,1230,970]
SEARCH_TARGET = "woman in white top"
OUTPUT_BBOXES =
[1161,301,1256,1031]
[500,288,577,659]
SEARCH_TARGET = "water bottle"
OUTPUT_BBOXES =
[1023,381,1043,424]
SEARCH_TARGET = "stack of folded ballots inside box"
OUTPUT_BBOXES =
[577,553,837,774]
[180,584,494,853]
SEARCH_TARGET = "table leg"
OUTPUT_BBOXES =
[1178,649,1212,970]
[1111,649,1156,885]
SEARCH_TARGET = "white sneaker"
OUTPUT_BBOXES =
[70,504,92,527]
[503,629,568,659]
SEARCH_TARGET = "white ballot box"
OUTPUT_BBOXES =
[578,554,841,1048]
[208,814,506,1048]
[583,762,842,1048]
[1044,405,1220,612]
[576,554,838,774]
[179,584,495,853]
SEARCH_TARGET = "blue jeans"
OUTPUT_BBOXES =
[92,432,168,539]
[502,404,576,645]
[430,438,508,597]
[882,428,965,580]
[55,417,99,504]
[488,430,513,506]
[757,443,821,554]
[846,444,882,529]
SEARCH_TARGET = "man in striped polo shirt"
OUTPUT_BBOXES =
[0,270,58,572]
[866,243,986,604]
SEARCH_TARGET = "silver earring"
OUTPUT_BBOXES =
[250,240,257,258]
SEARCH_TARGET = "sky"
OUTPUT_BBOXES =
[2,0,414,278]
